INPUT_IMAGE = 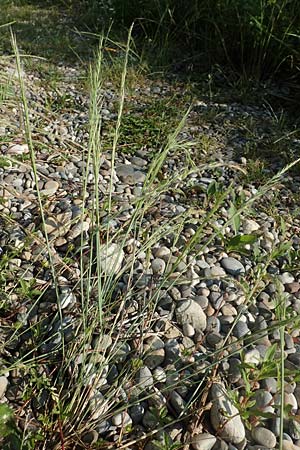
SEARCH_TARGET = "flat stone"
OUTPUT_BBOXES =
[191,432,217,450]
[244,348,261,365]
[99,243,124,275]
[285,282,300,293]
[116,164,146,185]
[210,383,245,444]
[252,427,276,448]
[8,143,29,155]
[112,411,132,427]
[220,257,245,276]
[151,258,166,275]
[169,391,186,415]
[41,180,60,196]
[242,218,260,233]
[0,376,8,398]
[176,299,207,333]
[278,272,294,284]
[136,367,153,391]
[282,441,300,450]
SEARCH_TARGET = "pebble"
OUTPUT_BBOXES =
[282,441,300,450]
[220,257,245,276]
[251,427,276,448]
[99,243,124,275]
[253,390,274,413]
[151,258,166,275]
[169,390,186,415]
[7,143,29,155]
[244,348,261,365]
[243,218,260,233]
[112,411,132,427]
[136,367,154,391]
[41,180,60,196]
[232,321,249,338]
[0,376,8,398]
[116,164,146,184]
[191,432,217,450]
[176,299,207,333]
[210,383,245,444]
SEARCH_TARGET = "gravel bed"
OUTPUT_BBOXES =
[0,60,300,450]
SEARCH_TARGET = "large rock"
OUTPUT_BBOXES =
[176,299,207,333]
[210,382,245,444]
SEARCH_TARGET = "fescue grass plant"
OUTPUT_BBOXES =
[0,29,300,450]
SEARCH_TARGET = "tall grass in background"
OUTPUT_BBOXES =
[73,0,300,81]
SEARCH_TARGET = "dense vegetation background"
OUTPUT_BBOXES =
[47,0,300,80]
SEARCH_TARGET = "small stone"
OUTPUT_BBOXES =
[286,282,300,293]
[182,323,195,337]
[210,383,245,444]
[151,258,166,275]
[243,218,260,233]
[220,257,245,276]
[169,391,186,415]
[252,427,276,448]
[282,441,300,450]
[153,367,167,383]
[44,218,58,234]
[261,377,278,394]
[209,266,226,277]
[191,432,217,450]
[112,411,132,427]
[8,143,29,155]
[232,321,249,338]
[154,246,171,261]
[129,404,144,424]
[136,367,153,391]
[116,164,145,185]
[244,348,261,365]
[279,272,294,284]
[176,299,207,333]
[253,389,274,413]
[0,376,8,398]
[41,180,60,196]
[99,243,124,275]
[143,409,160,429]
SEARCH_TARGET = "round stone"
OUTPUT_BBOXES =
[176,299,207,333]
[252,427,276,448]
[42,180,60,196]
[232,321,249,338]
[99,243,124,275]
[220,257,245,276]
[0,376,8,399]
[169,391,186,415]
[151,258,166,275]
[191,432,217,450]
[210,383,245,444]
[136,367,153,391]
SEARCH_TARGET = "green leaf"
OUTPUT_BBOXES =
[207,181,218,197]
[228,202,240,234]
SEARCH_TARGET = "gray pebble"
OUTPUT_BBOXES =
[232,321,249,338]
[136,367,154,391]
[220,257,245,276]
[191,432,217,450]
[169,390,186,415]
[251,427,276,448]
